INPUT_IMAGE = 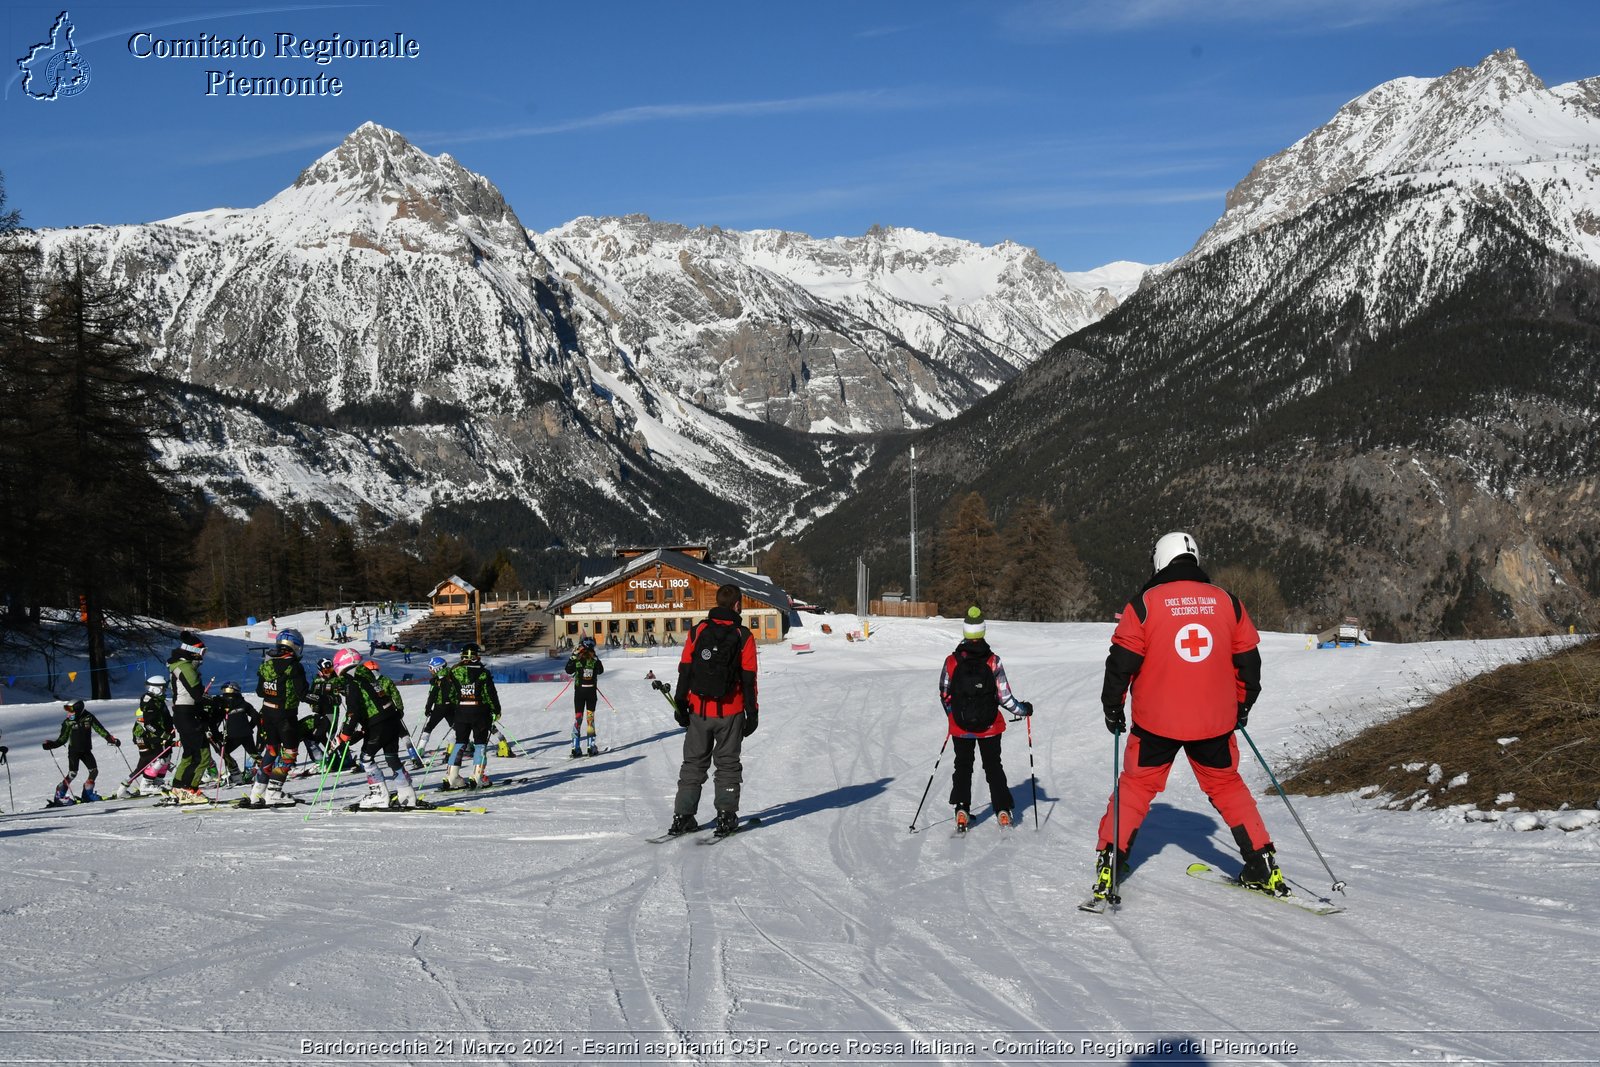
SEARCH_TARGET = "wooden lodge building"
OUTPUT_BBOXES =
[545,546,792,648]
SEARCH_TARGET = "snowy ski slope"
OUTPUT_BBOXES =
[0,610,1595,1065]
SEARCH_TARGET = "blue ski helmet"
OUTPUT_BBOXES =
[276,628,304,656]
[580,635,596,649]
[428,656,448,675]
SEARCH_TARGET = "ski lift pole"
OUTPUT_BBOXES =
[1240,726,1347,894]
[908,732,952,833]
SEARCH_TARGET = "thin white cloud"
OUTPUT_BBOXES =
[421,87,1006,147]
[1004,0,1455,33]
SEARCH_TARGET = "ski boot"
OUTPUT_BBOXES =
[713,810,740,837]
[954,806,970,833]
[81,786,101,803]
[475,766,491,789]
[1239,848,1289,896]
[667,813,698,836]
[1092,846,1131,903]
[357,784,393,810]
[116,782,136,799]
[442,764,464,791]
[570,746,582,759]
[395,782,418,809]
[996,809,1013,829]
[241,781,267,809]
[586,744,599,757]
[263,783,296,807]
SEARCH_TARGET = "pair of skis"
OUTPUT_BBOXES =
[646,816,763,845]
[1078,862,1344,915]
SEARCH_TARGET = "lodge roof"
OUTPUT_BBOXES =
[546,548,790,616]
[427,574,478,598]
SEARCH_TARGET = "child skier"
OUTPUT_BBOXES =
[333,648,416,809]
[938,607,1032,831]
[415,655,470,775]
[564,635,604,757]
[215,682,262,786]
[43,700,120,804]
[443,643,501,789]
[246,628,309,808]
[364,659,425,769]
[119,675,175,797]
[299,657,345,775]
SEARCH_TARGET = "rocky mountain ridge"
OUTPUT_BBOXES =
[33,123,1138,562]
[799,50,1600,638]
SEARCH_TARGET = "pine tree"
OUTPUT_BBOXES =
[33,247,187,698]
[929,491,999,615]
[757,537,815,600]
[0,175,43,625]
[995,498,1095,621]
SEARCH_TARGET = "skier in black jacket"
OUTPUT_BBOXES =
[43,700,119,804]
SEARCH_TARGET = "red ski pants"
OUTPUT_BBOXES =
[1096,728,1270,854]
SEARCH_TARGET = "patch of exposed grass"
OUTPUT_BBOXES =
[1282,637,1600,812]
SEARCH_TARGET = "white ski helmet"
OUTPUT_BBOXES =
[1152,531,1200,572]
[145,675,167,694]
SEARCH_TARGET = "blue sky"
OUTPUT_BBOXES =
[3,0,1597,270]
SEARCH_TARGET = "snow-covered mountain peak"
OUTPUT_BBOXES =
[1190,50,1600,263]
[221,122,533,256]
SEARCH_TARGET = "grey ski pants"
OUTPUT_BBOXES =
[672,711,745,817]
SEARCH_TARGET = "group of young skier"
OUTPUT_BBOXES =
[31,625,519,811]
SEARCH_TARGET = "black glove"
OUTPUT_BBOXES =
[1236,702,1252,730]
[742,707,758,737]
[42,740,55,750]
[1103,704,1125,735]
[110,736,122,747]
[673,696,689,729]
[1014,701,1034,718]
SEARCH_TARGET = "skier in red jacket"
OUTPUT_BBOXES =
[666,583,760,838]
[1092,532,1283,903]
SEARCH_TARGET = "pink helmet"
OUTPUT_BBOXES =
[332,648,363,675]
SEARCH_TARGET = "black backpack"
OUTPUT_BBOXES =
[948,647,998,732]
[687,622,746,700]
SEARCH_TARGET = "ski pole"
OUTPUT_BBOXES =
[543,678,573,709]
[119,744,174,793]
[308,738,350,818]
[1025,715,1038,831]
[1110,729,1123,909]
[908,733,952,833]
[1240,727,1347,894]
[596,686,616,711]
[115,743,135,775]
[1,750,14,812]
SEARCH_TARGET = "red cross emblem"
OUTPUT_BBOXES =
[1175,624,1212,663]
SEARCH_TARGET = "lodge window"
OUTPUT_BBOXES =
[664,618,677,632]
[644,589,655,601]
[626,590,636,602]
[626,619,639,633]
[566,621,578,636]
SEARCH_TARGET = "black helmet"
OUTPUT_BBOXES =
[460,643,481,663]
[221,682,240,697]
